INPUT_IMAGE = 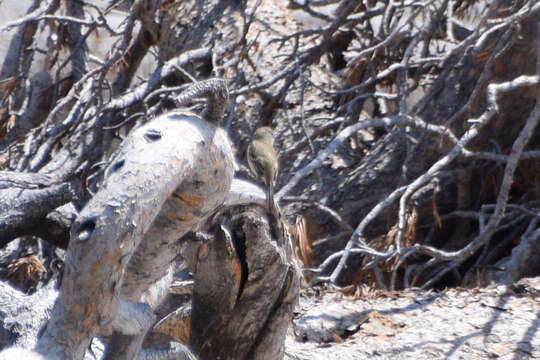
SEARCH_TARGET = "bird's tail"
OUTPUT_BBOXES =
[267,184,285,245]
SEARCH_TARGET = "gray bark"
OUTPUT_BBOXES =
[0,177,79,246]
[322,1,540,285]
[0,281,58,350]
[33,110,234,359]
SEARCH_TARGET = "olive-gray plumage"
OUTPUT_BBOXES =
[247,127,278,209]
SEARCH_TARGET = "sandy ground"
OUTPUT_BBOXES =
[286,277,540,360]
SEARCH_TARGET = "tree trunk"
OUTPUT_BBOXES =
[190,207,300,360]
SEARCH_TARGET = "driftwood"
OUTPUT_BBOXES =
[34,105,234,358]
[0,79,300,360]
[0,1,301,357]
[0,75,232,358]
[3,0,539,358]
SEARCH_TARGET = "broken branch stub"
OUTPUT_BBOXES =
[176,78,229,124]
[36,108,235,359]
[189,207,301,360]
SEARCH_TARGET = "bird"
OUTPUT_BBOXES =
[247,127,278,213]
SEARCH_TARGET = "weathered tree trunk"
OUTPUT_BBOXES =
[33,107,234,358]
[0,0,301,357]
[189,207,300,360]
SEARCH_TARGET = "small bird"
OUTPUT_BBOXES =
[247,127,278,212]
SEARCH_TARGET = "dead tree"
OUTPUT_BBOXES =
[0,78,299,359]
[0,1,299,358]
[3,0,537,357]
[308,0,540,288]
[231,0,540,289]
